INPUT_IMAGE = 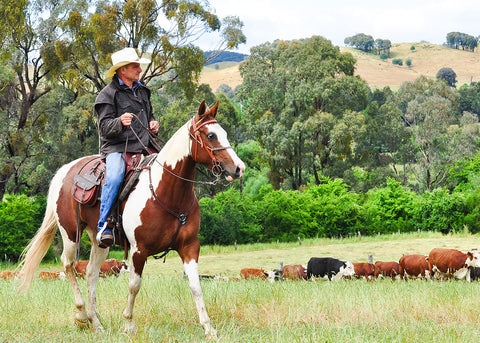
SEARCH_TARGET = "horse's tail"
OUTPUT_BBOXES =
[17,194,58,293]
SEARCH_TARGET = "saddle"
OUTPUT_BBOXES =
[71,153,157,247]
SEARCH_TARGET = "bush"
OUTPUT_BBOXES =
[379,53,389,60]
[0,194,47,262]
[362,178,418,234]
[406,58,412,67]
[392,58,403,66]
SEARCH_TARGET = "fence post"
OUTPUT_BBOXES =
[297,237,302,245]
[234,241,237,251]
[368,255,373,264]
[358,231,362,239]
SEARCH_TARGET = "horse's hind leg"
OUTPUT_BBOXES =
[60,230,89,328]
[85,237,109,332]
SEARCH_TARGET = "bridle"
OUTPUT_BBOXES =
[189,116,233,174]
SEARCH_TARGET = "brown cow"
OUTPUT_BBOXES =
[39,270,66,280]
[0,270,19,280]
[399,254,429,279]
[353,263,377,280]
[374,261,402,280]
[240,268,279,282]
[428,248,480,281]
[74,258,128,278]
[282,264,307,280]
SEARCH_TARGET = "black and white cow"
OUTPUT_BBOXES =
[307,257,355,281]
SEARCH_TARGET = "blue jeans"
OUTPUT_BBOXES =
[97,152,125,233]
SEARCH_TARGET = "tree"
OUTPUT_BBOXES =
[436,67,457,87]
[0,0,245,199]
[396,76,479,191]
[53,0,246,96]
[344,33,374,52]
[446,32,477,52]
[238,36,369,189]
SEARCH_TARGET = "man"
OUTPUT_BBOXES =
[94,47,160,248]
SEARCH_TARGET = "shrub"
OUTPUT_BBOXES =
[362,178,418,234]
[0,194,47,262]
[392,58,403,66]
[379,53,389,60]
[406,58,412,67]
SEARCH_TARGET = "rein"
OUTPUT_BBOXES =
[126,113,232,260]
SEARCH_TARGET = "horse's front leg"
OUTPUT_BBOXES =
[183,259,218,339]
[123,250,145,334]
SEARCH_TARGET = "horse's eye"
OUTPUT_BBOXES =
[207,132,216,140]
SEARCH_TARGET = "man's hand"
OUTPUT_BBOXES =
[120,112,133,126]
[149,120,159,134]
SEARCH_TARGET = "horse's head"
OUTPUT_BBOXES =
[190,100,245,181]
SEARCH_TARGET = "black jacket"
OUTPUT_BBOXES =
[94,75,156,157]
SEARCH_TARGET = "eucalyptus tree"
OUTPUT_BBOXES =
[0,0,245,199]
[396,76,480,191]
[238,36,369,190]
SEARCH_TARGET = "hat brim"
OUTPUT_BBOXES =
[105,57,151,78]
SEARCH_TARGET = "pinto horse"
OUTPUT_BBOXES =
[17,100,244,338]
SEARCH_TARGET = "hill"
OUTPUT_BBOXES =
[199,43,480,92]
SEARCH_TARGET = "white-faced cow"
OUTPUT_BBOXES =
[240,268,280,283]
[399,254,430,279]
[307,257,355,281]
[428,248,480,281]
[352,262,377,281]
[374,261,402,280]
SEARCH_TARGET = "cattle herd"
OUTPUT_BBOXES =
[239,247,480,282]
[2,248,480,283]
[0,258,128,281]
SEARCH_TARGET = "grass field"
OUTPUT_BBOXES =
[2,232,480,342]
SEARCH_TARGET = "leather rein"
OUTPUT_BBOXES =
[130,115,232,261]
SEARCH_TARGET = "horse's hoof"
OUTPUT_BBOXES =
[205,328,218,340]
[74,317,89,329]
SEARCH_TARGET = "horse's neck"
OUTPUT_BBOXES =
[150,121,195,192]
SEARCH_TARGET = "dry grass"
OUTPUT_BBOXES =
[199,43,480,91]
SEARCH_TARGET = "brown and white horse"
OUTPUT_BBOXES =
[17,100,244,339]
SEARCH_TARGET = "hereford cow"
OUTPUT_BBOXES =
[0,270,18,280]
[374,261,402,280]
[282,264,307,280]
[74,258,128,278]
[428,248,480,281]
[307,257,355,281]
[240,268,280,282]
[39,270,66,280]
[352,262,377,280]
[399,254,429,279]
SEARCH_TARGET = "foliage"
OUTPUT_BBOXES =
[0,194,47,261]
[392,58,403,66]
[238,36,368,189]
[362,178,419,234]
[436,67,457,87]
[344,33,375,52]
[446,32,478,52]
[406,58,412,67]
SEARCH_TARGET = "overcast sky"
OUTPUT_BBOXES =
[197,0,480,54]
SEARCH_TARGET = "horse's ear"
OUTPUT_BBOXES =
[209,100,219,118]
[197,100,207,118]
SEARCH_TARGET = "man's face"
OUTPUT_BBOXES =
[118,63,142,84]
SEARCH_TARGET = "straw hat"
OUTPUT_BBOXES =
[105,48,151,78]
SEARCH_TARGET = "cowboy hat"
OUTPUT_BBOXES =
[105,47,151,78]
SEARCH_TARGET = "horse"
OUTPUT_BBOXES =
[17,100,245,339]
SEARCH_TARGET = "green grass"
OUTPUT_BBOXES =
[2,232,480,342]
